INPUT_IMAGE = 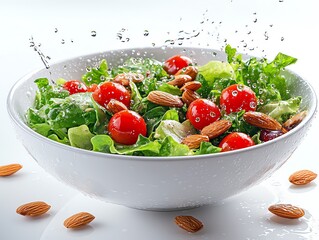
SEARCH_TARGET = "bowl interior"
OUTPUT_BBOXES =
[8,47,316,137]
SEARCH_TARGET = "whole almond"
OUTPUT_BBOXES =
[147,90,183,108]
[64,212,95,228]
[182,89,200,105]
[106,99,128,114]
[180,81,202,91]
[268,204,305,219]
[16,201,51,217]
[113,72,144,86]
[182,134,209,149]
[243,112,287,133]
[175,66,198,80]
[167,74,192,87]
[201,119,232,139]
[283,111,307,131]
[0,163,22,176]
[175,216,203,233]
[289,169,317,185]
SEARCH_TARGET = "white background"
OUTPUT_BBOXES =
[0,0,319,239]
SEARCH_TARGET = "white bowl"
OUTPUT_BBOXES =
[7,47,317,210]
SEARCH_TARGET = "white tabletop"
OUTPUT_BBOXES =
[1,0,319,239]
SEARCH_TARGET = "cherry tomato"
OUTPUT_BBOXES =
[63,80,87,94]
[92,81,131,108]
[87,83,98,92]
[219,132,255,152]
[186,99,221,130]
[163,55,192,75]
[108,110,147,145]
[220,84,257,114]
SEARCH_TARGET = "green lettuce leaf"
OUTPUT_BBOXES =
[193,142,221,155]
[91,135,161,155]
[258,96,302,123]
[33,78,69,109]
[82,59,110,86]
[154,120,196,143]
[158,136,191,156]
[198,60,235,86]
[225,44,297,104]
[47,92,97,129]
[68,125,95,150]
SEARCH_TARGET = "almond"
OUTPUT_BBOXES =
[147,90,183,108]
[106,99,128,114]
[182,134,209,149]
[16,201,51,217]
[243,111,287,133]
[175,66,198,80]
[167,74,192,87]
[268,204,305,219]
[113,72,144,86]
[283,111,307,131]
[289,169,317,185]
[174,216,203,233]
[180,81,202,91]
[64,212,95,228]
[182,89,200,105]
[0,163,22,176]
[201,119,232,139]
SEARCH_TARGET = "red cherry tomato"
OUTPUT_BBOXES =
[63,80,87,94]
[108,110,147,145]
[219,132,255,152]
[220,84,257,114]
[87,83,98,92]
[186,99,221,130]
[92,82,131,108]
[163,55,192,75]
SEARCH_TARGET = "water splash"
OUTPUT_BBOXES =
[29,36,50,69]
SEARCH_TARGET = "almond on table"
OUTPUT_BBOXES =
[0,163,22,176]
[64,212,95,229]
[174,215,203,233]
[289,169,317,185]
[268,204,305,219]
[16,201,51,217]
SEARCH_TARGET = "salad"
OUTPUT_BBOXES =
[26,45,305,156]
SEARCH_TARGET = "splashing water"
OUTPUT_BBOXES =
[29,36,50,69]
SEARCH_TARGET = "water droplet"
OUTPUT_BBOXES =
[281,37,284,41]
[86,66,92,72]
[210,112,216,118]
[279,0,283,2]
[70,39,74,43]
[91,31,97,37]
[143,30,149,36]
[237,84,244,91]
[61,39,65,44]
[264,31,269,40]
[253,18,257,23]
[54,28,58,33]
[195,117,200,123]
[269,24,273,27]
[152,43,155,47]
[247,31,252,35]
[100,75,105,81]
[232,90,238,96]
